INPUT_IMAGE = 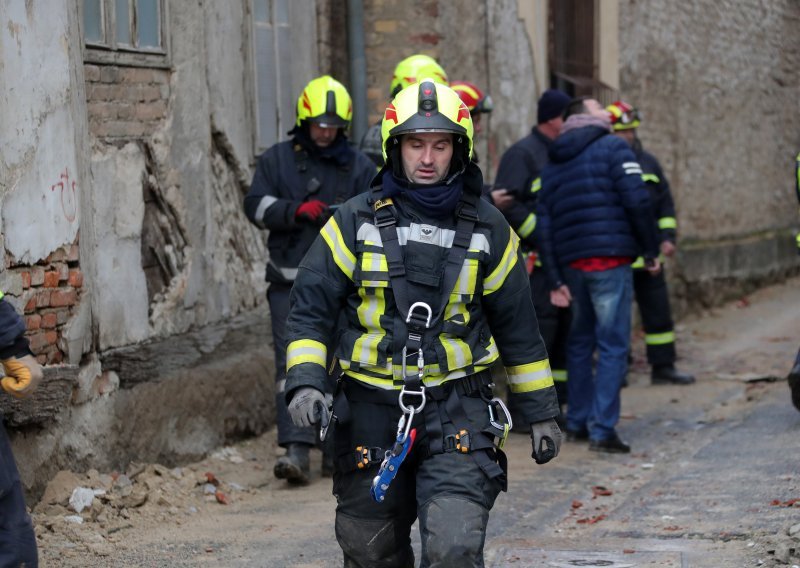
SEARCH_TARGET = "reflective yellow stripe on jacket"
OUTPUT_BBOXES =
[516,213,536,238]
[483,231,519,295]
[658,217,677,230]
[320,218,356,280]
[287,339,327,371]
[505,360,554,393]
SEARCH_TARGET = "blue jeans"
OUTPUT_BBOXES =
[563,265,633,441]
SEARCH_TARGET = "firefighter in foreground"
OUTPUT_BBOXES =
[0,291,43,566]
[359,53,448,166]
[284,81,561,567]
[788,151,800,411]
[607,101,694,385]
[244,76,376,485]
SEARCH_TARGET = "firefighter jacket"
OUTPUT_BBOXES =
[284,163,560,426]
[634,142,677,244]
[538,125,660,290]
[493,127,553,250]
[244,137,376,284]
[0,293,29,360]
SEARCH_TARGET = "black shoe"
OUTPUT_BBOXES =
[788,362,800,412]
[589,433,630,454]
[565,427,589,442]
[651,364,695,385]
[274,443,311,485]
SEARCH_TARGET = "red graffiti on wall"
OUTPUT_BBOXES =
[50,168,78,222]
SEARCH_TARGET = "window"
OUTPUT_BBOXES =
[83,0,168,66]
[252,0,294,153]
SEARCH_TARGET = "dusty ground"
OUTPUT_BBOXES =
[33,277,800,567]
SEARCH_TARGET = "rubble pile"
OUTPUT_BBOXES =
[33,446,257,559]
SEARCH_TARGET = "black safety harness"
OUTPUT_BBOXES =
[349,183,511,493]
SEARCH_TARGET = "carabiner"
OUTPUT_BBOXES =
[398,386,426,415]
[488,397,513,431]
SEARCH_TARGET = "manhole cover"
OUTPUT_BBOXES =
[490,549,682,567]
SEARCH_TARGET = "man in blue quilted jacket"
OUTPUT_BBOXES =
[537,96,660,453]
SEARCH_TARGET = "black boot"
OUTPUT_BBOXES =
[788,361,800,412]
[651,364,695,385]
[274,443,311,485]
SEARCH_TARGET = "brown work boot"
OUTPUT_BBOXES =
[274,443,311,485]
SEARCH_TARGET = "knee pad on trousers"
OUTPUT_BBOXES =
[336,512,414,568]
[419,497,489,568]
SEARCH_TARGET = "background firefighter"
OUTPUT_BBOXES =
[244,75,376,485]
[607,100,695,386]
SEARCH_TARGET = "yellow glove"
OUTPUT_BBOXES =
[1,354,43,399]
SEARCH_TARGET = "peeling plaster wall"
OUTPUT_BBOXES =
[90,143,151,350]
[0,1,82,263]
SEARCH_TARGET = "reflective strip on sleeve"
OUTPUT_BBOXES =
[505,360,554,393]
[796,233,800,248]
[287,339,327,370]
[0,290,4,300]
[483,231,519,295]
[623,161,643,175]
[320,218,356,280]
[254,195,278,226]
[641,173,661,184]
[530,177,542,194]
[552,369,567,382]
[516,213,537,238]
[645,331,675,346]
[658,217,677,230]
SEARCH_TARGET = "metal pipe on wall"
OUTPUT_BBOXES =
[346,0,368,144]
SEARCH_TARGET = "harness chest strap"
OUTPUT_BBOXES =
[371,187,480,392]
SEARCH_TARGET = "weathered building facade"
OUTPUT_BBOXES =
[0,0,797,496]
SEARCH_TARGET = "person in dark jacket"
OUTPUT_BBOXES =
[244,75,376,485]
[493,89,572,422]
[538,96,661,454]
[284,80,561,567]
[0,291,42,566]
[607,101,694,386]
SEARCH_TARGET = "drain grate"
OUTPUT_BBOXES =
[490,549,683,567]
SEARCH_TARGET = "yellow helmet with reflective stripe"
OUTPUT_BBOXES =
[381,79,473,165]
[389,54,448,98]
[295,75,352,128]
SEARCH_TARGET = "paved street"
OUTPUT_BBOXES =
[37,277,800,567]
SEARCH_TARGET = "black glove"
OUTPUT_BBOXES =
[530,419,562,464]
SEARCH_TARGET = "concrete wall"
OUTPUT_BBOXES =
[618,0,800,308]
[1,0,319,498]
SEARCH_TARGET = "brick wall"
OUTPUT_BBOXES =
[85,65,170,139]
[4,240,82,365]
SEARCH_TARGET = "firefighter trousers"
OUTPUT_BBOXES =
[530,269,571,404]
[0,420,37,567]
[331,377,505,568]
[633,268,676,367]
